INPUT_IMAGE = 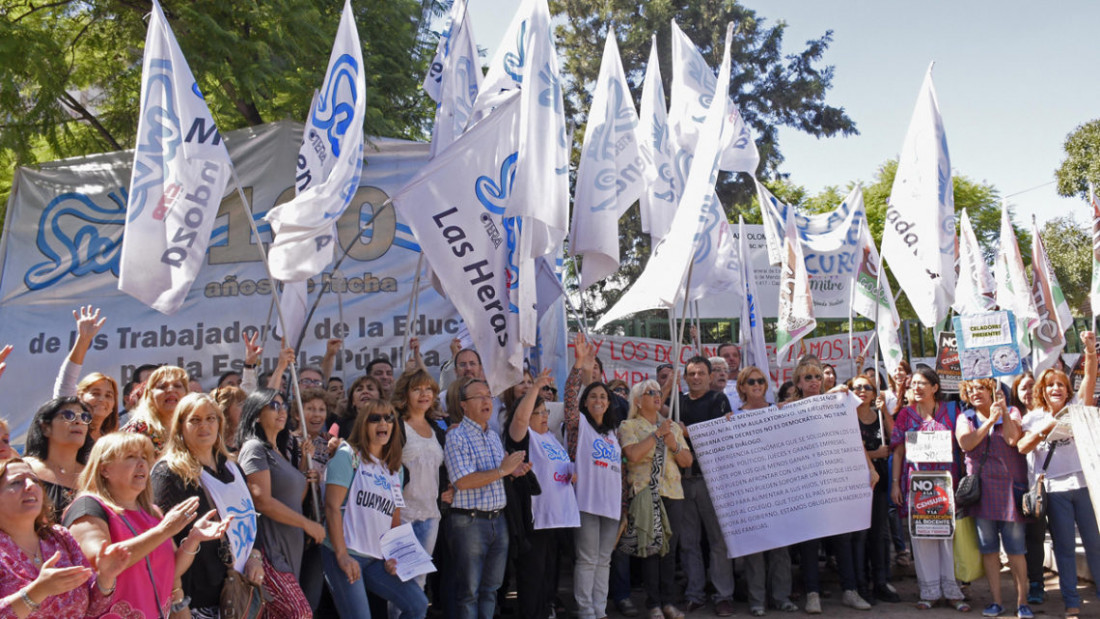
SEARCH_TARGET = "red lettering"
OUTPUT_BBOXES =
[622,341,637,360]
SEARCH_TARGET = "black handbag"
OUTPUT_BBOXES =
[1022,443,1057,519]
[955,425,991,508]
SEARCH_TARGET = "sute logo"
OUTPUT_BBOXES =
[152,182,184,221]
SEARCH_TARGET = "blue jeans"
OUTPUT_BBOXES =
[447,512,509,619]
[320,546,428,619]
[1047,487,1100,609]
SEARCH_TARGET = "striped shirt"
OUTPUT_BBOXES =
[444,416,507,510]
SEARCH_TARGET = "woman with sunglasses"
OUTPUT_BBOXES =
[1018,333,1098,619]
[238,388,325,619]
[731,366,800,615]
[24,397,95,520]
[64,432,230,618]
[322,400,428,618]
[786,361,870,613]
[502,369,579,619]
[850,374,901,606]
[152,392,264,618]
[619,378,691,619]
[122,365,189,456]
[889,365,968,612]
[0,458,129,619]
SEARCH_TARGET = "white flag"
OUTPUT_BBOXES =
[881,64,956,328]
[118,0,233,314]
[755,179,866,269]
[571,35,648,289]
[738,216,774,400]
[264,0,366,282]
[668,20,759,174]
[952,209,997,315]
[775,212,817,362]
[391,93,525,394]
[595,23,735,330]
[474,0,568,259]
[426,0,482,157]
[852,222,904,375]
[994,201,1038,350]
[687,195,740,301]
[1031,218,1073,373]
[638,36,678,246]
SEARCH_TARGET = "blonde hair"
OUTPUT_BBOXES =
[735,366,770,403]
[162,393,229,488]
[958,377,998,406]
[792,361,824,400]
[77,372,120,434]
[130,365,189,438]
[76,432,156,514]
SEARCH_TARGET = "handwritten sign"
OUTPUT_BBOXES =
[953,311,1022,380]
[905,431,953,464]
[688,393,872,557]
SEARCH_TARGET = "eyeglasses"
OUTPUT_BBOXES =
[366,413,395,424]
[852,384,876,392]
[612,388,629,396]
[268,401,286,411]
[58,410,92,425]
[743,378,768,387]
[299,378,323,387]
[643,389,661,397]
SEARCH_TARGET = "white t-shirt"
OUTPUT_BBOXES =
[1022,410,1086,492]
[723,382,743,411]
[401,422,443,522]
[327,444,404,559]
[574,418,622,520]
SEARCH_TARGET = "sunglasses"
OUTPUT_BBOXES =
[743,377,768,387]
[268,401,286,412]
[58,410,92,425]
[613,388,629,395]
[643,389,661,397]
[802,374,823,381]
[852,384,876,392]
[366,413,395,424]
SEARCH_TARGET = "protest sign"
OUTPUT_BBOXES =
[909,471,955,539]
[952,311,1022,380]
[572,331,874,388]
[687,393,872,557]
[935,331,961,394]
[905,431,953,464]
[0,122,462,442]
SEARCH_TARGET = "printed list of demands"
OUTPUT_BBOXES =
[688,393,873,558]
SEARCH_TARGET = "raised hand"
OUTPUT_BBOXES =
[189,510,232,543]
[243,330,263,366]
[159,497,201,538]
[73,305,107,340]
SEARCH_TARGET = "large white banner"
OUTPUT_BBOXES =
[0,122,459,442]
[688,393,872,557]
[572,331,873,388]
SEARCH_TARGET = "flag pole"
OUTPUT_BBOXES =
[293,201,391,355]
[670,260,697,424]
[401,252,426,373]
[228,169,321,521]
[875,257,885,446]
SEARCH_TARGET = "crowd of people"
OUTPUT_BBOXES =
[0,305,1099,619]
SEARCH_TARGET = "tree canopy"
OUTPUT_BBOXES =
[0,0,438,212]
[1055,119,1100,201]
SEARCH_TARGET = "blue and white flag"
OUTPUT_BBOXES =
[118,0,234,314]
[852,221,904,375]
[264,0,365,282]
[882,64,956,328]
[755,180,866,270]
[391,93,525,395]
[687,196,740,301]
[638,35,678,246]
[1090,183,1100,320]
[738,216,774,400]
[425,0,481,157]
[668,20,759,175]
[570,34,648,289]
[596,24,735,329]
[474,0,568,260]
[952,209,996,315]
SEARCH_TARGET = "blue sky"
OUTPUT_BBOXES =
[465,1,1100,228]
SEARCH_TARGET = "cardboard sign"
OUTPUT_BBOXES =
[905,430,954,464]
[952,311,1022,380]
[909,471,955,539]
[935,331,961,394]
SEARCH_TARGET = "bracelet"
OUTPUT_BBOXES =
[671,445,682,455]
[498,467,506,478]
[183,545,200,555]
[97,579,116,596]
[171,596,192,613]
[19,588,40,610]
[243,362,258,369]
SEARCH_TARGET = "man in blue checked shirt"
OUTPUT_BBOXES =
[444,378,530,619]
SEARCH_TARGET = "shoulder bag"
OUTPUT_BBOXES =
[1022,442,1057,519]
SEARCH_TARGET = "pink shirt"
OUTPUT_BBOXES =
[0,525,113,619]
